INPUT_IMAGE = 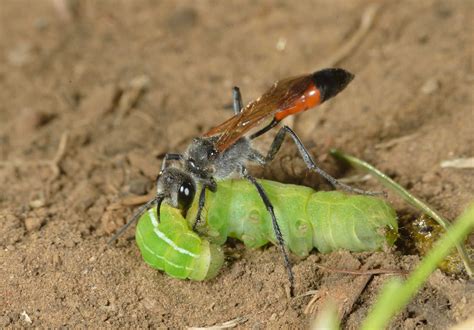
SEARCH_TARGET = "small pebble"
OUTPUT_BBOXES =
[420,79,440,94]
[29,199,45,209]
[128,177,151,195]
[100,209,124,235]
[20,311,32,324]
[98,298,110,307]
[64,239,76,248]
[276,37,287,51]
[24,217,44,232]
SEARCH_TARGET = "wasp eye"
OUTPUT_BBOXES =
[178,180,195,210]
[208,148,217,159]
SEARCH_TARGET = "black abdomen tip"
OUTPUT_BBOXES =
[312,68,355,102]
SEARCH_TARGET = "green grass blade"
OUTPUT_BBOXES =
[330,149,473,277]
[310,302,340,330]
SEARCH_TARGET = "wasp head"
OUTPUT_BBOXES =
[156,167,196,211]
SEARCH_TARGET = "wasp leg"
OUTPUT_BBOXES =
[256,125,383,196]
[160,153,184,172]
[249,118,279,140]
[192,179,217,231]
[242,167,295,296]
[232,86,244,114]
[192,187,207,231]
[155,194,165,223]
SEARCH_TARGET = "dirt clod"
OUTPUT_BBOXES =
[127,176,152,196]
[80,84,121,117]
[24,217,44,232]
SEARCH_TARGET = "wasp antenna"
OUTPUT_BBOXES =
[312,68,354,102]
[107,197,159,245]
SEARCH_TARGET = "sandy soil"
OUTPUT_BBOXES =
[1,0,473,328]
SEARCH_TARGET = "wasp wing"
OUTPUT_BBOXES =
[205,74,313,152]
[204,68,354,153]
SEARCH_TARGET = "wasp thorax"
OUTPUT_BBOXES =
[186,137,217,173]
[156,168,196,210]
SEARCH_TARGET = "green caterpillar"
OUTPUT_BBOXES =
[136,179,398,280]
[136,205,225,281]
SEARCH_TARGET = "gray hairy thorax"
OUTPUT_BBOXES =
[155,136,252,209]
[185,136,251,181]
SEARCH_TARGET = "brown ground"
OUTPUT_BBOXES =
[1,0,473,328]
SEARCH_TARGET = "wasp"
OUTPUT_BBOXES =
[110,68,379,294]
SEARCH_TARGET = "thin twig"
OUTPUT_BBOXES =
[337,173,372,184]
[374,133,419,150]
[106,192,154,211]
[116,192,154,207]
[304,275,373,316]
[49,131,69,180]
[440,157,474,169]
[319,3,381,68]
[304,290,323,315]
[315,264,408,276]
[0,131,69,181]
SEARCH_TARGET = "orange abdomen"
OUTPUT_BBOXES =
[274,84,321,121]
